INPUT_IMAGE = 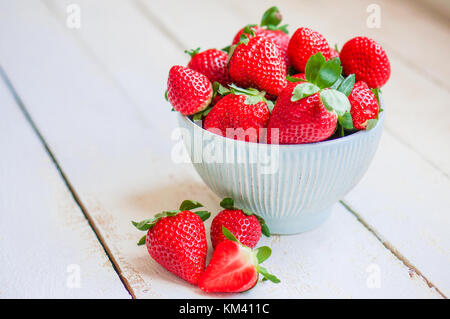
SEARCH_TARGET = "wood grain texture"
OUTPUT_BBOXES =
[0,80,130,298]
[0,0,440,297]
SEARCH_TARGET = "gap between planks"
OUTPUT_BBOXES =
[339,200,447,299]
[0,66,136,299]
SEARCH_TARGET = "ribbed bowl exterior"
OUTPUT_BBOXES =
[177,113,384,234]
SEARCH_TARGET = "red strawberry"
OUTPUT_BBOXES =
[198,227,279,293]
[268,87,338,144]
[339,36,391,88]
[203,85,272,142]
[348,81,380,130]
[232,7,290,66]
[330,47,340,59]
[268,53,353,144]
[186,48,231,86]
[210,198,270,249]
[232,26,290,67]
[228,36,287,97]
[287,27,331,72]
[132,200,211,285]
[167,65,212,115]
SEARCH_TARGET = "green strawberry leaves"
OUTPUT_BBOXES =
[137,235,146,246]
[192,106,212,121]
[305,53,326,84]
[255,246,271,264]
[286,74,307,83]
[132,200,210,245]
[304,53,352,91]
[222,225,239,242]
[260,6,289,34]
[221,226,280,284]
[336,74,355,96]
[184,47,201,58]
[239,24,257,45]
[220,197,235,209]
[320,89,351,117]
[260,6,282,27]
[339,112,354,130]
[291,53,357,135]
[315,58,342,89]
[371,87,381,104]
[222,84,274,112]
[256,265,281,283]
[179,200,203,211]
[220,198,270,237]
[291,83,320,102]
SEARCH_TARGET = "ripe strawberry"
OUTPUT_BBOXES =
[330,47,340,59]
[228,36,287,97]
[186,48,231,86]
[268,53,354,144]
[268,89,338,144]
[287,27,331,72]
[210,198,270,249]
[167,65,212,115]
[203,85,272,142]
[348,81,380,130]
[339,36,391,88]
[132,200,211,285]
[198,227,279,293]
[231,7,290,66]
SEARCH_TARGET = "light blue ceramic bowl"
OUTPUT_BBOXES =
[177,112,384,235]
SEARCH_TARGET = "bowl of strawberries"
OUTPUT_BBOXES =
[166,7,390,234]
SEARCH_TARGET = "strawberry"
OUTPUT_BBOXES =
[268,53,355,144]
[348,81,380,130]
[287,27,331,72]
[233,26,290,67]
[231,7,290,66]
[198,227,280,293]
[228,36,287,97]
[167,65,212,115]
[203,84,273,142]
[330,47,340,59]
[186,48,231,86]
[339,36,391,88]
[132,200,211,285]
[210,198,270,249]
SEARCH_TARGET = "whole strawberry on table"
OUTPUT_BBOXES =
[166,6,390,144]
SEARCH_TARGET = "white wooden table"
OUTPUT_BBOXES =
[0,0,449,299]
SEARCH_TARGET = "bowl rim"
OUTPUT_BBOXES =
[178,107,385,150]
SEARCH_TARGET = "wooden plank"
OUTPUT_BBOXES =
[0,0,440,297]
[135,0,450,295]
[0,79,130,298]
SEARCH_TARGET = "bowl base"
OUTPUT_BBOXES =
[264,207,332,235]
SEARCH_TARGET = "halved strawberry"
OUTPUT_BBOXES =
[198,227,279,293]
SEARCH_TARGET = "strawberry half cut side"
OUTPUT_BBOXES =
[198,226,280,293]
